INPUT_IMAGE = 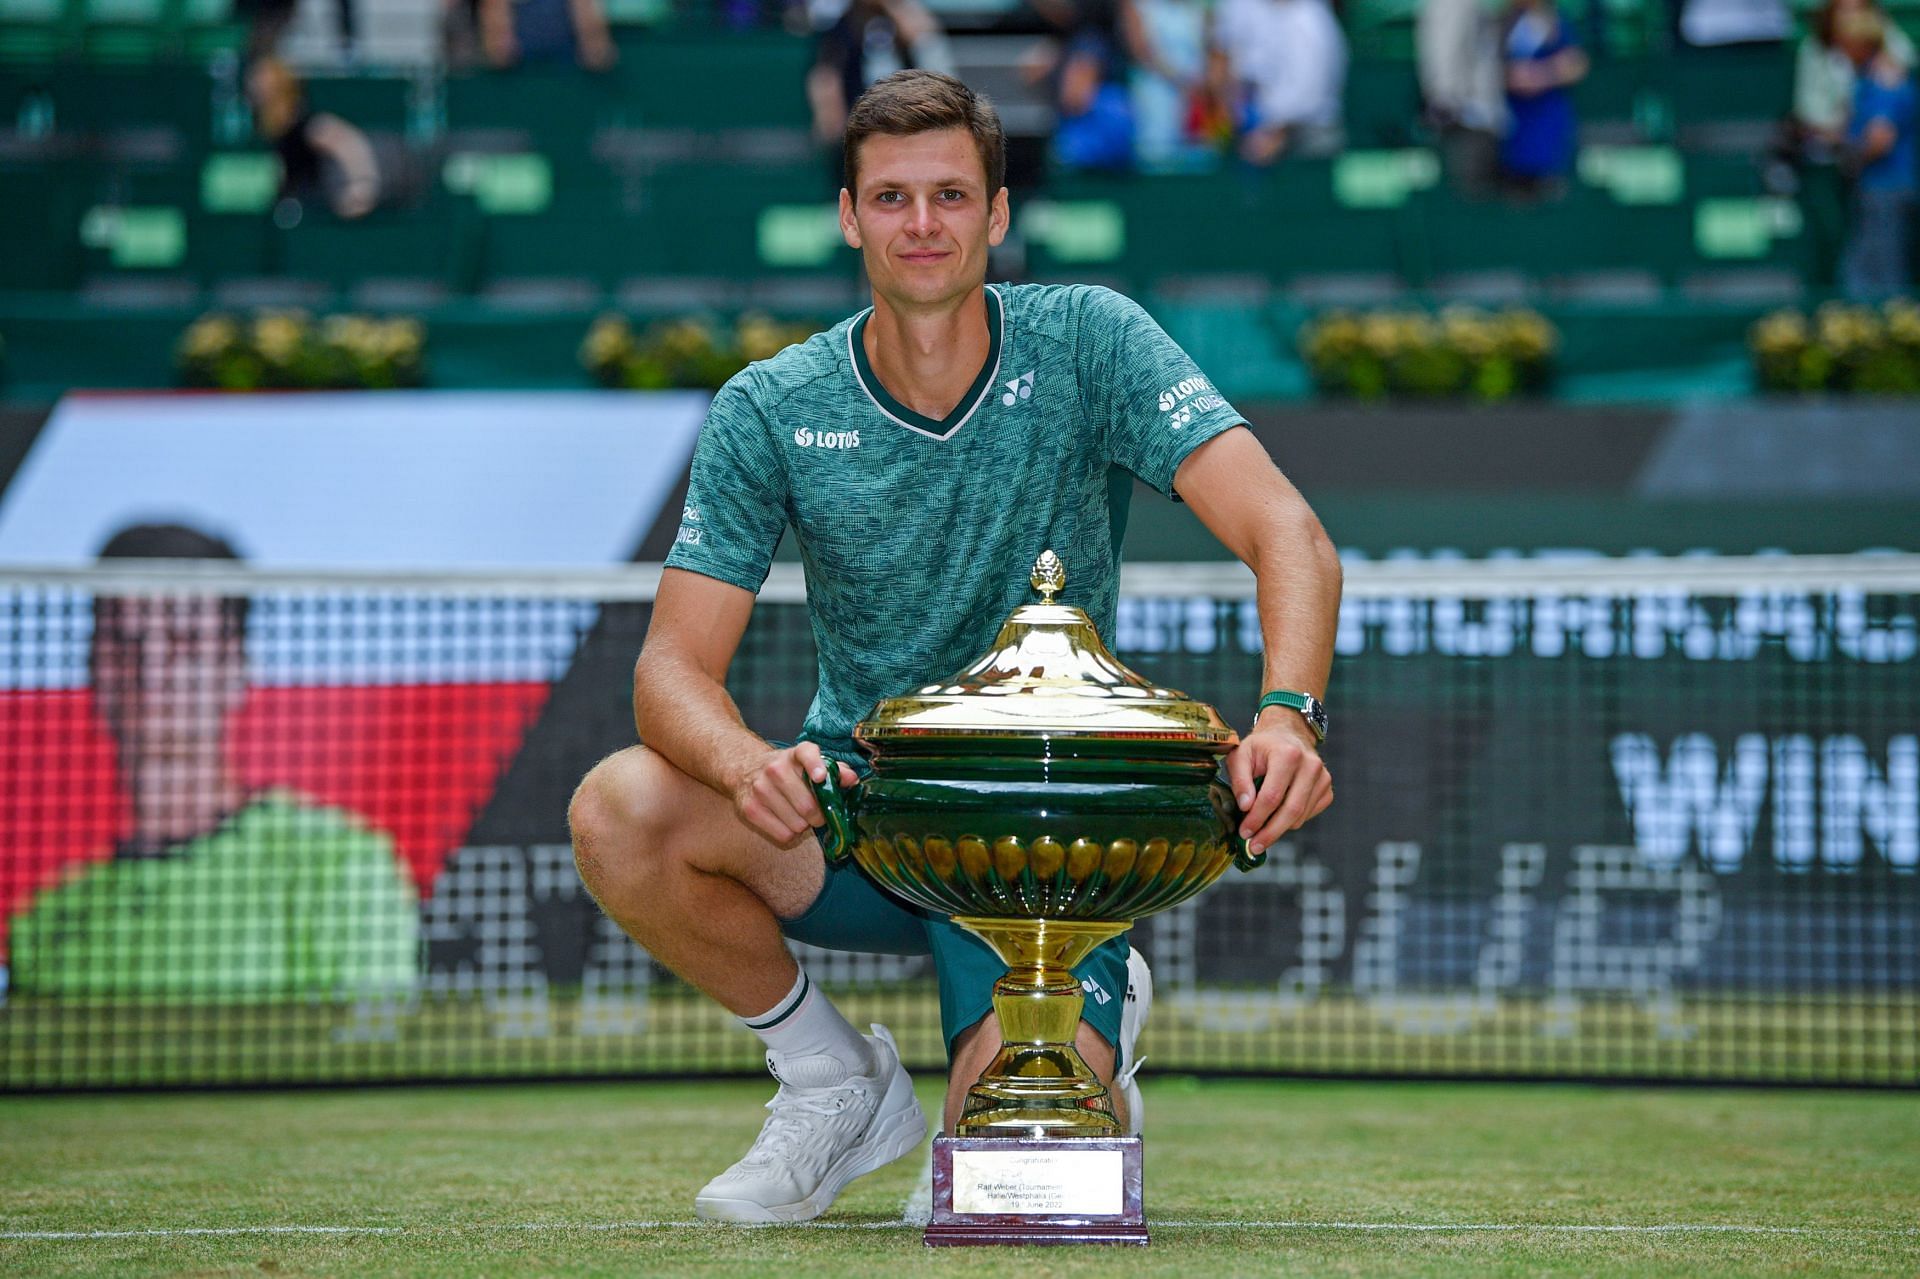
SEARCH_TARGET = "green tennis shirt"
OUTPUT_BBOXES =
[664,282,1245,759]
[8,791,419,999]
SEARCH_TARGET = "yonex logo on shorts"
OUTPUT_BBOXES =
[793,427,861,450]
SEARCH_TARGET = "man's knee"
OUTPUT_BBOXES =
[569,747,672,902]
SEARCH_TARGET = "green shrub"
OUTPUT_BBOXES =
[1299,306,1555,401]
[1750,300,1920,395]
[580,313,821,390]
[176,312,425,391]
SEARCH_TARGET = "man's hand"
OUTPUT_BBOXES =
[1223,713,1333,857]
[732,742,859,847]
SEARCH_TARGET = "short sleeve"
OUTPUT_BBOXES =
[664,377,790,592]
[1076,287,1244,500]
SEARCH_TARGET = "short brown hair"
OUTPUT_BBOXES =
[843,69,1006,195]
[93,521,249,639]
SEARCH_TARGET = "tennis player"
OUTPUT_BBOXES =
[569,69,1341,1224]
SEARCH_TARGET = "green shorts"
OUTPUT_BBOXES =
[774,741,1130,1063]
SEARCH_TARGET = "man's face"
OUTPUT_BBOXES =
[91,595,246,761]
[840,127,1009,310]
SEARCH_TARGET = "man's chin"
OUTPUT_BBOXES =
[878,271,980,308]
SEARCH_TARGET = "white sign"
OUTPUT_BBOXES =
[950,1148,1122,1217]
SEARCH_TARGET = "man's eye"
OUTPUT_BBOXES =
[939,190,966,201]
[877,191,903,204]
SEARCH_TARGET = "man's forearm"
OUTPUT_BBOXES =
[632,649,771,801]
[1249,511,1342,729]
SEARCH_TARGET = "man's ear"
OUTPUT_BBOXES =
[839,187,861,249]
[988,186,1010,247]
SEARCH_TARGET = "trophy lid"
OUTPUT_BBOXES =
[855,550,1237,749]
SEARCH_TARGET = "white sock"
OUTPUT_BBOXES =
[738,969,873,1078]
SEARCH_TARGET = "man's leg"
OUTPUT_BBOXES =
[570,744,820,1016]
[569,745,925,1221]
[946,1015,1120,1135]
[928,922,1134,1135]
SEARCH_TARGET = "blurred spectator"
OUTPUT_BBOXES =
[240,0,358,64]
[1780,0,1911,285]
[1036,1,1138,172]
[1498,0,1587,193]
[1794,0,1914,157]
[443,0,483,66]
[7,524,418,1001]
[1678,0,1790,48]
[1838,9,1916,299]
[1419,0,1507,195]
[1128,0,1215,171]
[808,0,954,146]
[247,57,383,220]
[1209,0,1348,165]
[480,0,618,71]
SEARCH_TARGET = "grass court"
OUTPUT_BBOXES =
[3,1077,1916,1276]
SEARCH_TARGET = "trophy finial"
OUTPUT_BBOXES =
[1031,550,1065,603]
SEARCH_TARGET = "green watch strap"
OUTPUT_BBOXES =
[1257,689,1328,742]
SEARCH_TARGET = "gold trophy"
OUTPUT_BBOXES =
[814,551,1260,1245]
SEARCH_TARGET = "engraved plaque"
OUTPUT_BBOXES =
[928,1137,1146,1246]
[950,1148,1123,1216]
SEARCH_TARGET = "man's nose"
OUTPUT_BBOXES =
[134,635,179,689]
[906,195,941,235]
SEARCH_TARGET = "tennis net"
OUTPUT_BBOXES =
[1,553,1915,1089]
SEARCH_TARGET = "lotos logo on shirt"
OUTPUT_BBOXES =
[1156,375,1217,414]
[793,426,861,450]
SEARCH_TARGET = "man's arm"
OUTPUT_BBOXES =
[634,568,855,846]
[1173,427,1341,855]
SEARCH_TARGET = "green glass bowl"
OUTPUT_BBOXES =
[812,744,1262,923]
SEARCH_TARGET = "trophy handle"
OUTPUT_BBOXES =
[1221,784,1266,872]
[811,773,857,865]
[1229,827,1266,872]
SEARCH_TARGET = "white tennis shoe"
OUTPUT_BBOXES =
[694,1023,927,1224]
[1117,945,1151,1137]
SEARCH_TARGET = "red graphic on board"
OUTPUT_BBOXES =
[0,683,551,951]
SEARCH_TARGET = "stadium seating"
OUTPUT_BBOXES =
[1,3,1914,400]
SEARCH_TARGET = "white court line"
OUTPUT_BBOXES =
[900,1140,934,1227]
[5,1220,1917,1241]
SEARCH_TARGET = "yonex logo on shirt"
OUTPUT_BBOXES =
[1081,976,1111,1005]
[1158,374,1227,429]
[793,427,861,450]
[1001,370,1036,406]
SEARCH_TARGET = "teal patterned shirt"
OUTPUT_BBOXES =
[664,283,1244,758]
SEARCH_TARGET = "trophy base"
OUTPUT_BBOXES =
[925,1136,1147,1247]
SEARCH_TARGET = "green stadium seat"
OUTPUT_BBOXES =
[1689,194,1818,279]
[0,163,87,289]
[273,216,463,296]
[82,0,181,64]
[77,201,187,274]
[200,150,277,213]
[1343,61,1423,149]
[1411,186,1692,287]
[602,0,670,23]
[1679,266,1804,303]
[77,270,197,307]
[179,0,238,58]
[184,209,273,284]
[304,74,413,133]
[1658,45,1794,124]
[479,215,624,290]
[0,0,82,61]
